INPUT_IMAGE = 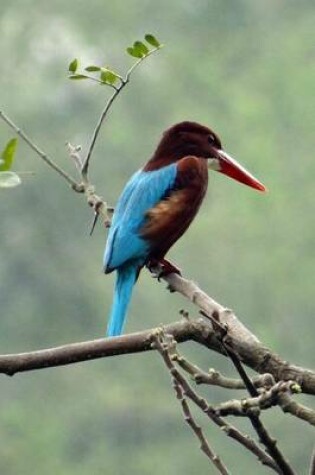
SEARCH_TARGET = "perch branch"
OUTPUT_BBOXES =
[153,268,315,396]
[0,320,198,375]
[0,312,312,401]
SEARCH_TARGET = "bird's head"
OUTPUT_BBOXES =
[147,121,266,192]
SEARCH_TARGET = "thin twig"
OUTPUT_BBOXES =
[173,378,230,474]
[81,46,162,179]
[277,393,315,426]
[153,333,230,475]
[81,86,121,179]
[247,413,296,475]
[174,353,275,390]
[174,340,315,427]
[0,110,79,189]
[201,310,297,475]
[213,381,301,417]
[200,310,258,396]
[124,46,162,82]
[66,142,83,171]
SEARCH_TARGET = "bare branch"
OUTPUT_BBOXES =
[0,320,199,375]
[199,309,297,475]
[175,354,249,388]
[81,86,122,179]
[153,333,231,475]
[154,268,315,396]
[277,393,315,426]
[214,381,301,416]
[0,110,79,189]
[0,312,313,401]
[173,331,275,390]
[172,378,230,475]
[0,109,114,228]
[173,334,315,429]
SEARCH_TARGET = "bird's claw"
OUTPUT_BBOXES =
[147,258,182,280]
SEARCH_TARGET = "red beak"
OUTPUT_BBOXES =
[215,150,266,192]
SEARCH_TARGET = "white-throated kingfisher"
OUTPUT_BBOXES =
[103,121,266,336]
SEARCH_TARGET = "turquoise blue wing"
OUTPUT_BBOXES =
[104,163,177,272]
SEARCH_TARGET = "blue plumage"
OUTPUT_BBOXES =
[104,164,177,336]
[106,264,138,337]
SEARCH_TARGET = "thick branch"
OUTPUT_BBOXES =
[156,270,315,395]
[0,313,312,399]
[0,321,197,375]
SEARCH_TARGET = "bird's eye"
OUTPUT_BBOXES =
[208,134,216,145]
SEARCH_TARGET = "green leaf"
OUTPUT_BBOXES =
[134,41,149,56]
[0,171,21,188]
[100,68,118,85]
[0,138,18,171]
[68,58,78,73]
[126,46,143,58]
[68,74,89,80]
[85,65,101,72]
[144,34,161,48]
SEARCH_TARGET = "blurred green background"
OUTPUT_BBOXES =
[0,1,314,473]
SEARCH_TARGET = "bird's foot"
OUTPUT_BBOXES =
[147,258,182,280]
[159,258,182,277]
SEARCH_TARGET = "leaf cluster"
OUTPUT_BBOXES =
[68,59,121,86]
[126,34,161,58]
[67,34,161,87]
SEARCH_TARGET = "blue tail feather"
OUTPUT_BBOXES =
[106,264,138,337]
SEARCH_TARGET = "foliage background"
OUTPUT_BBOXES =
[0,1,314,473]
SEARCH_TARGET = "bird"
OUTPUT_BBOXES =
[103,121,266,336]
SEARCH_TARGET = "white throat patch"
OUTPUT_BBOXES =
[207,158,221,171]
